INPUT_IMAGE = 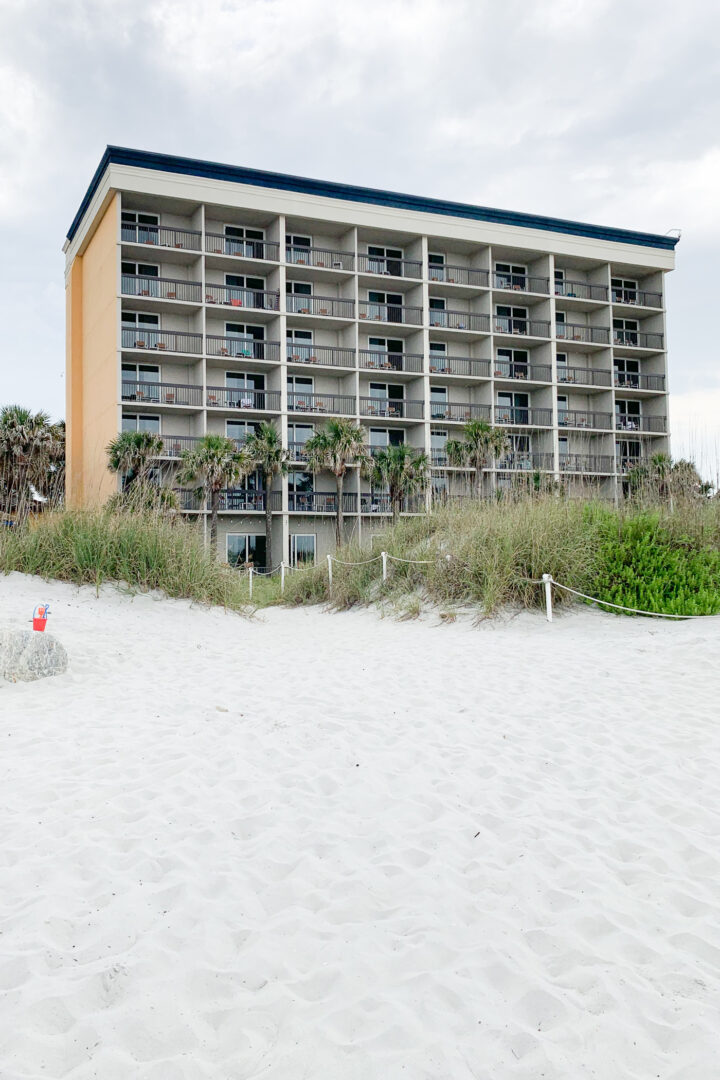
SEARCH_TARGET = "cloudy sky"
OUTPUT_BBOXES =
[2,0,719,473]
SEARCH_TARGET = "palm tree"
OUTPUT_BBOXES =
[445,419,509,497]
[242,422,288,572]
[367,443,428,524]
[178,434,249,553]
[107,430,164,490]
[0,406,65,515]
[304,419,369,547]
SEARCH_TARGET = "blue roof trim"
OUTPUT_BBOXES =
[66,145,680,251]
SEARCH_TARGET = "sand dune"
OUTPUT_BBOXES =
[1,571,719,1078]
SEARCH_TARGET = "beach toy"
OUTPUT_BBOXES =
[32,604,50,632]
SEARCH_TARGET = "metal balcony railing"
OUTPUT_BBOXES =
[206,336,281,361]
[287,344,356,368]
[287,392,355,415]
[611,287,662,308]
[557,366,612,387]
[428,310,490,332]
[493,316,551,337]
[428,265,489,287]
[205,234,280,261]
[559,454,615,473]
[558,410,613,430]
[556,324,610,345]
[286,294,355,318]
[156,435,204,457]
[613,330,664,350]
[287,491,357,513]
[121,328,203,354]
[429,402,491,422]
[358,301,423,324]
[288,441,311,461]
[492,272,550,294]
[615,414,667,433]
[359,350,423,373]
[429,356,491,378]
[496,453,555,471]
[206,387,281,411]
[359,397,424,419]
[493,361,552,382]
[204,284,280,310]
[174,489,204,511]
[613,372,666,391]
[121,381,202,407]
[121,275,202,303]
[554,280,609,302]
[617,456,643,473]
[121,224,202,250]
[359,493,426,513]
[217,489,268,512]
[286,245,354,271]
[358,254,422,278]
[494,406,553,426]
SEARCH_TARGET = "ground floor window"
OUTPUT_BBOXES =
[227,533,266,570]
[289,534,316,567]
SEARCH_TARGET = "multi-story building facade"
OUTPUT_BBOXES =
[65,147,678,568]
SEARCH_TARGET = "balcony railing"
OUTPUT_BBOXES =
[556,324,610,345]
[206,387,281,411]
[288,441,311,461]
[428,310,490,332]
[205,234,280,261]
[495,406,553,426]
[359,350,424,373]
[217,489,268,512]
[558,410,613,430]
[286,294,355,318]
[174,489,204,511]
[613,330,664,350]
[428,265,489,287]
[121,380,202,407]
[493,361,552,382]
[617,456,643,474]
[288,491,357,513]
[429,356,491,378]
[429,402,491,422]
[286,245,354,271]
[358,301,423,325]
[359,397,424,419]
[557,366,612,387]
[205,284,280,310]
[615,414,667,433]
[614,372,666,391]
[559,454,615,473]
[496,453,555,471]
[287,392,355,415]
[357,254,422,278]
[156,435,204,457]
[121,224,202,250]
[121,275,202,303]
[287,344,356,368]
[359,493,426,514]
[612,287,662,308]
[206,336,281,361]
[121,328,203,355]
[492,273,550,294]
[493,317,551,337]
[554,280,608,302]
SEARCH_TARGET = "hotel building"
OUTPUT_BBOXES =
[65,147,678,568]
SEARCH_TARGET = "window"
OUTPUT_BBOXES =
[287,328,314,361]
[367,291,402,322]
[496,391,529,424]
[495,305,528,333]
[227,533,267,570]
[616,439,642,466]
[429,341,448,372]
[286,280,313,313]
[558,435,569,459]
[612,277,638,304]
[369,428,404,449]
[224,224,265,259]
[225,372,265,409]
[428,297,447,327]
[367,337,403,370]
[122,413,160,434]
[430,429,448,463]
[432,472,448,499]
[122,310,160,347]
[369,382,404,417]
[288,472,314,511]
[122,363,160,401]
[556,351,569,381]
[614,357,640,388]
[289,534,316,567]
[428,252,446,281]
[430,386,448,419]
[495,262,527,290]
[286,234,312,264]
[224,322,265,358]
[288,423,314,458]
[225,274,266,308]
[367,245,403,276]
[122,261,159,295]
[226,420,260,445]
[121,210,159,244]
[495,348,528,379]
[613,318,639,346]
[557,394,569,425]
[554,268,565,293]
[616,399,641,430]
[288,374,314,391]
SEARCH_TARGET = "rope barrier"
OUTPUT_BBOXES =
[330,555,383,566]
[546,578,720,620]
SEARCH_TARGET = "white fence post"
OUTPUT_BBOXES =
[542,573,553,623]
[327,554,333,595]
[280,562,286,595]
[382,551,388,582]
[248,566,253,600]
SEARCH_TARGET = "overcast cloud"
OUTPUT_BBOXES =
[1,0,719,471]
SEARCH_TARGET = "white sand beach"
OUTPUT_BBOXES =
[1,571,719,1079]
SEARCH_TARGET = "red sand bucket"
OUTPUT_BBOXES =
[32,604,50,632]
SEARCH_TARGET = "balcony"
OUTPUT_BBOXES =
[206,387,281,411]
[559,454,615,474]
[429,356,491,378]
[429,402,491,422]
[359,397,424,420]
[288,441,311,461]
[156,435,204,458]
[286,295,355,318]
[287,392,355,416]
[556,324,610,345]
[617,456,643,474]
[121,224,202,251]
[205,284,280,311]
[558,410,613,430]
[217,489,269,512]
[358,300,422,325]
[492,272,550,294]
[207,336,281,361]
[496,453,555,471]
[613,330,664,350]
[357,254,422,278]
[121,328,203,355]
[121,274,202,303]
[359,493,426,514]
[428,265,489,287]
[205,234,280,261]
[428,310,490,332]
[615,414,667,433]
[287,345,356,368]
[612,287,662,308]
[493,316,551,338]
[174,489,204,511]
[495,406,553,427]
[359,350,423,373]
[557,366,612,388]
[493,361,552,382]
[614,372,666,391]
[286,245,354,271]
[121,381,202,407]
[288,491,357,513]
[555,280,609,302]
